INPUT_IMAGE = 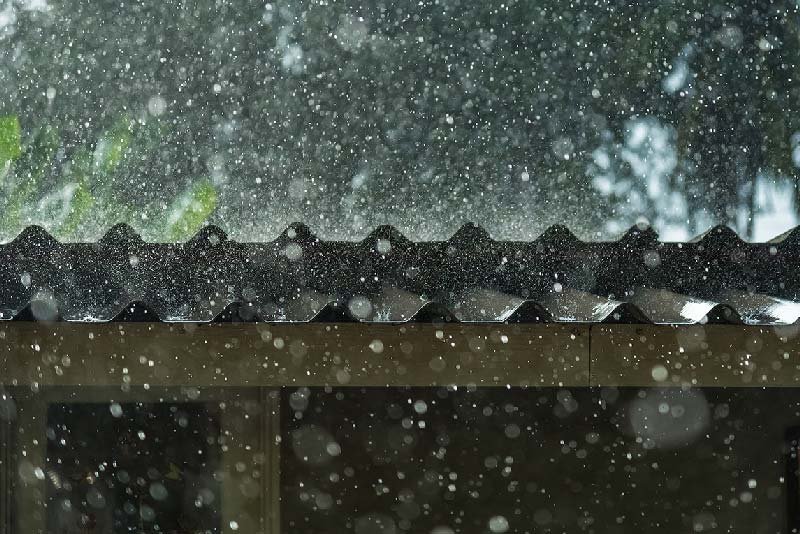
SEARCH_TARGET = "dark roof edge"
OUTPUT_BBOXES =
[0,297,755,325]
[2,221,796,246]
[2,223,799,326]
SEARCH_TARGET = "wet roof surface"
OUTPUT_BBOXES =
[1,223,799,325]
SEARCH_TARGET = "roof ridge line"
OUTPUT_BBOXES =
[0,223,791,246]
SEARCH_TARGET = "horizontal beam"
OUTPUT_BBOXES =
[2,322,799,387]
[591,324,800,387]
[0,322,589,387]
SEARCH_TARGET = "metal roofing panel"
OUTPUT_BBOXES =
[0,223,798,325]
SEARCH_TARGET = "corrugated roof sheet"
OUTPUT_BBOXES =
[1,223,799,325]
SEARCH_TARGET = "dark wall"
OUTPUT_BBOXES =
[282,387,800,533]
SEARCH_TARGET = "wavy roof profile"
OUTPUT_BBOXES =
[0,223,799,325]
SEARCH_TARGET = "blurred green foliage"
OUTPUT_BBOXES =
[0,115,217,241]
[167,179,218,241]
[1,0,799,239]
[0,116,21,172]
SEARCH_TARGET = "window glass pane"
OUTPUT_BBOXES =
[45,402,221,533]
[5,384,800,532]
[282,386,800,533]
[1,385,276,534]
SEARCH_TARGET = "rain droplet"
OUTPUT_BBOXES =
[140,504,155,522]
[348,296,373,320]
[651,364,669,382]
[375,239,391,254]
[643,250,661,268]
[315,492,334,510]
[283,243,303,261]
[109,402,123,418]
[147,95,167,116]
[149,482,168,501]
[326,442,342,456]
[86,487,106,509]
[488,515,509,533]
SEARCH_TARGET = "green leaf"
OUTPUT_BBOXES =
[59,180,95,237]
[0,115,21,164]
[167,180,218,241]
[17,124,60,182]
[93,119,132,173]
[67,148,94,179]
[1,124,60,229]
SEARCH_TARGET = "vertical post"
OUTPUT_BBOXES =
[260,387,281,534]
[11,389,48,534]
[0,335,9,533]
[219,387,281,534]
[0,388,13,533]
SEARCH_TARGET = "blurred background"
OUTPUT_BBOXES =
[1,0,799,241]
